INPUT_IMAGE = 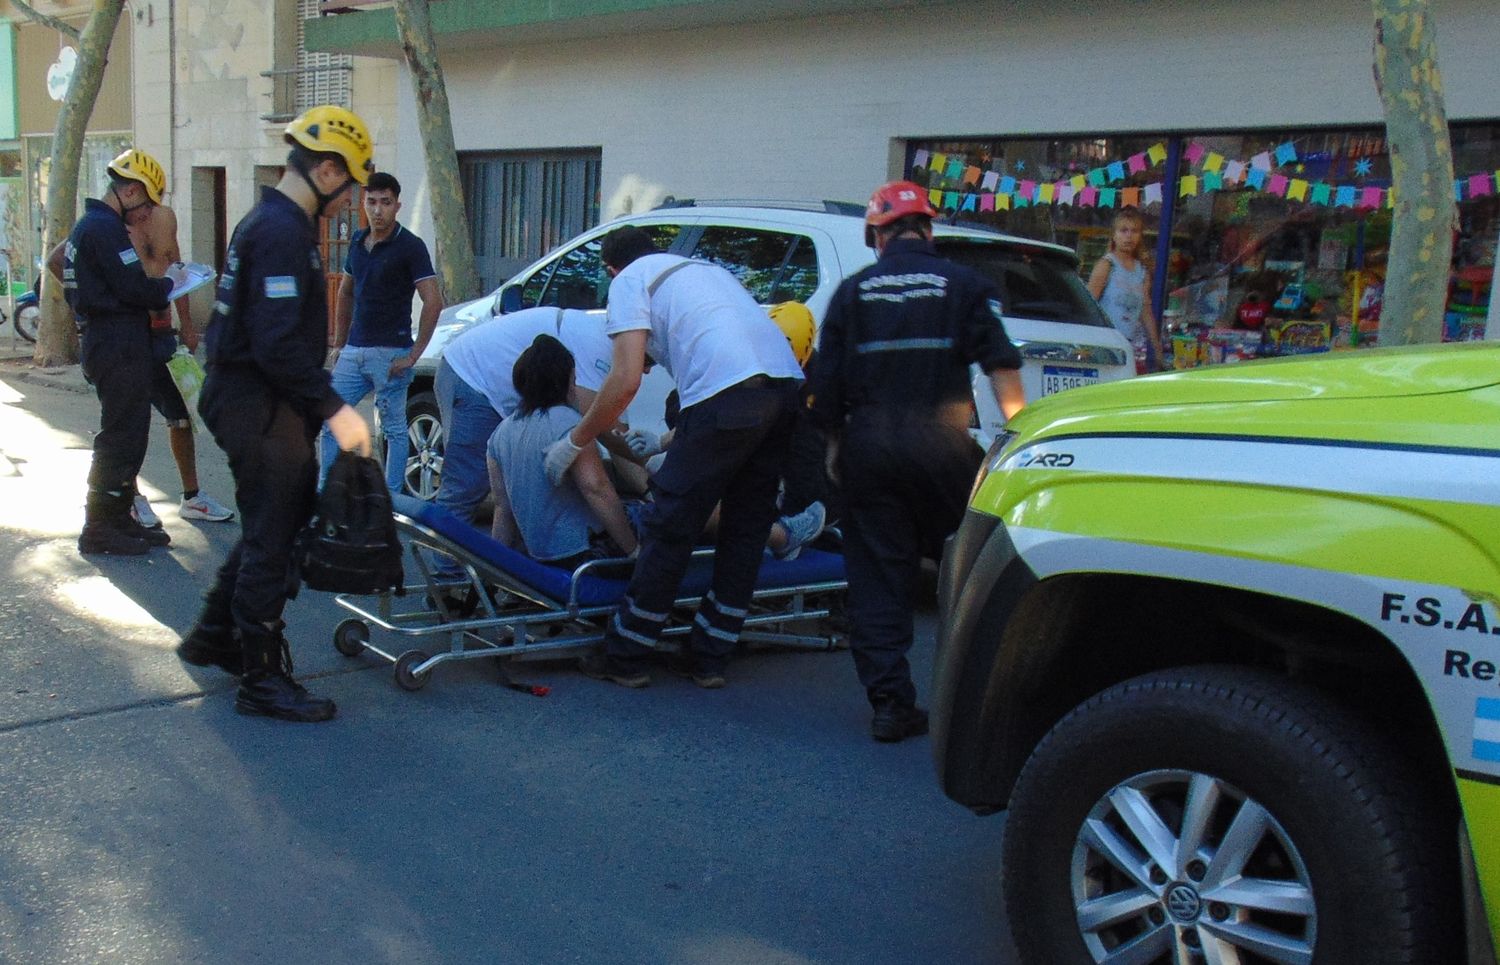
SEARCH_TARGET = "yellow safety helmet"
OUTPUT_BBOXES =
[284,105,374,186]
[107,149,166,205]
[768,301,816,367]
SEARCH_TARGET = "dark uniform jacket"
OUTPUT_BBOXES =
[62,198,173,328]
[203,186,344,421]
[809,236,1021,429]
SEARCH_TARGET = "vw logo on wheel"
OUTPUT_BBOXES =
[1165,884,1202,922]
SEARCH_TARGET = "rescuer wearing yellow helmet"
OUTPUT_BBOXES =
[56,147,176,556]
[183,105,376,722]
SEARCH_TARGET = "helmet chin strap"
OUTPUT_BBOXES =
[293,159,351,218]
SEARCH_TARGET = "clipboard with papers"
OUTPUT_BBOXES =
[164,262,217,301]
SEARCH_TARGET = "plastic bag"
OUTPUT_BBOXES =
[165,346,207,425]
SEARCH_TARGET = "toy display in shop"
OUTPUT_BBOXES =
[1269,319,1333,355]
[1273,282,1308,314]
[1444,265,1491,342]
[1236,293,1272,329]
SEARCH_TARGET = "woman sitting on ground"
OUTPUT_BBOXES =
[487,335,639,569]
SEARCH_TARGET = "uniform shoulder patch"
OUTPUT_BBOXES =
[119,248,140,266]
[265,276,299,299]
[594,358,611,376]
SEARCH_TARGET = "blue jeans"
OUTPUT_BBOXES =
[319,345,415,494]
[432,359,502,579]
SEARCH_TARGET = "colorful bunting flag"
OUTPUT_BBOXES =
[1267,174,1289,196]
[963,166,981,186]
[1069,175,1086,192]
[1203,171,1224,192]
[1274,141,1298,165]
[1086,168,1106,188]
[1184,142,1206,165]
[1250,152,1273,172]
[1359,187,1384,209]
[979,193,995,212]
[1310,182,1331,205]
[1038,183,1056,203]
[1080,186,1098,206]
[1019,179,1036,199]
[945,159,964,179]
[928,189,943,208]
[1107,161,1126,183]
[1246,168,1267,190]
[1204,152,1225,173]
[1469,173,1495,198]
[1287,179,1309,201]
[1099,187,1118,208]
[1122,187,1142,207]
[1143,183,1163,205]
[1147,143,1168,165]
[1127,153,1147,174]
[913,149,930,169]
[996,192,1011,210]
[981,171,999,192]
[999,175,1016,195]
[1057,184,1075,205]
[943,191,959,209]
[1455,180,1465,202]
[961,192,977,210]
[1335,185,1356,207]
[930,153,947,174]
[1225,160,1246,183]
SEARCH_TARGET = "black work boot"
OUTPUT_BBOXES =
[177,620,243,676]
[578,650,651,689]
[78,490,148,556]
[235,621,337,722]
[118,513,171,547]
[870,699,929,743]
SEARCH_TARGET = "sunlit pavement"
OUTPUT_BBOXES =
[0,364,1017,965]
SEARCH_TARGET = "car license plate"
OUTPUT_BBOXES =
[1042,365,1099,396]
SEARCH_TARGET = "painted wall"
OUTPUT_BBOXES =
[389,0,1500,253]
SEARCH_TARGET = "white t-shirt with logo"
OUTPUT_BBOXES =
[604,253,803,409]
[443,306,612,418]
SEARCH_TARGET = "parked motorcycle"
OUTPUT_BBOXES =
[6,278,39,343]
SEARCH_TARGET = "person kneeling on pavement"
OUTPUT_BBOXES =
[487,334,639,568]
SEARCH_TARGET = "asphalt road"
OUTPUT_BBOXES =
[0,365,1019,964]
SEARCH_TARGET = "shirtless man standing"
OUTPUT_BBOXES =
[127,203,235,527]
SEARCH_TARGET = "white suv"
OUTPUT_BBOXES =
[393,201,1132,498]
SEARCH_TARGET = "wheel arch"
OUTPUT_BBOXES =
[961,572,1456,821]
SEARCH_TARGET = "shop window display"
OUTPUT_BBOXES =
[909,122,1498,368]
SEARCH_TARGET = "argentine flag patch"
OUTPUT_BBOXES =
[119,248,139,266]
[265,276,298,299]
[1474,697,1500,764]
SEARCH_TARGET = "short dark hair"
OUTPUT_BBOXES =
[287,144,349,179]
[365,171,400,197]
[513,334,574,417]
[600,226,659,271]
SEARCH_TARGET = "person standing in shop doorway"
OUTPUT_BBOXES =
[125,200,237,531]
[179,106,375,723]
[1088,207,1163,372]
[57,149,175,556]
[318,171,443,496]
[809,180,1025,743]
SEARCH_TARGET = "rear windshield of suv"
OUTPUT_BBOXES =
[937,240,1112,328]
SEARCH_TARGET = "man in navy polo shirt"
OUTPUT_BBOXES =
[319,171,443,494]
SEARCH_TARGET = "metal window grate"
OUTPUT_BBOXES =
[296,0,352,110]
[460,150,602,291]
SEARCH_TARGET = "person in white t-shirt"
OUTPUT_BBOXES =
[432,306,615,539]
[544,226,804,690]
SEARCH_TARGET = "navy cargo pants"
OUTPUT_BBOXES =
[604,376,800,674]
[838,411,981,708]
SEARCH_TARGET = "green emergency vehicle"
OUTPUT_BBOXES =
[932,342,1500,964]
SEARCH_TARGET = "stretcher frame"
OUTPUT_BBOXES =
[331,512,848,691]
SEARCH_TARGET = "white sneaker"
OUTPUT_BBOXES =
[774,500,827,562]
[180,492,235,522]
[131,493,162,529]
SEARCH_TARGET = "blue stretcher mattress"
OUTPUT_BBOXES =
[398,499,845,608]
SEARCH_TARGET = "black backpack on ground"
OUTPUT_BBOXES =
[297,451,404,595]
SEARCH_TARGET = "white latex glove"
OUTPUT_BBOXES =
[326,404,372,457]
[543,433,584,486]
[645,452,667,476]
[625,427,663,458]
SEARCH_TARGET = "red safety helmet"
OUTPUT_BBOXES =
[864,180,938,246]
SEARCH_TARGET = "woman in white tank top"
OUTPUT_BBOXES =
[1088,208,1162,370]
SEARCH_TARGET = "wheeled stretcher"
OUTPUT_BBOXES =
[331,499,848,691]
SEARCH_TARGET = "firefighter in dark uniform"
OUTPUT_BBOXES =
[176,106,375,723]
[809,181,1025,742]
[61,149,176,556]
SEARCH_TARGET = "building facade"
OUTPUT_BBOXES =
[310,0,1500,352]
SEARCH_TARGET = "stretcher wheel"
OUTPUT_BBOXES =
[333,619,369,657]
[394,649,432,691]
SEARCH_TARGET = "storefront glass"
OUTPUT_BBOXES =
[908,122,1499,367]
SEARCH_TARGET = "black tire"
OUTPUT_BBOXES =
[394,649,432,691]
[14,303,38,342]
[333,618,369,657]
[1002,666,1460,965]
[398,390,443,500]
